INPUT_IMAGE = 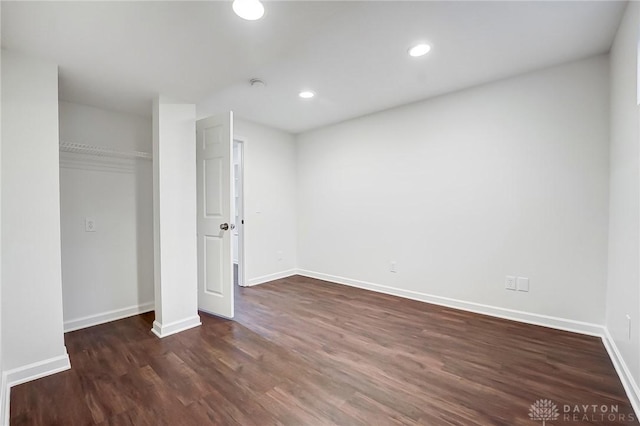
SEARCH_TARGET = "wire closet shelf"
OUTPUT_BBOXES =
[59,142,152,160]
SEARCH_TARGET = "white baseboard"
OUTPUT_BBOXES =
[151,315,201,338]
[296,269,605,337]
[602,329,640,418]
[4,351,71,388]
[0,350,71,425]
[64,302,155,332]
[1,372,8,426]
[246,269,297,287]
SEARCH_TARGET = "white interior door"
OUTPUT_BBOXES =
[196,112,234,318]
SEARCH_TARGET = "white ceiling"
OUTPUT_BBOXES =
[2,1,626,134]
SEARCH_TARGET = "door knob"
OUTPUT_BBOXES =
[220,223,229,231]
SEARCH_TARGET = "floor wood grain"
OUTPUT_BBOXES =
[10,275,637,425]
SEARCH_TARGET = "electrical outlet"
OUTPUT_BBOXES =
[517,277,529,292]
[390,261,397,273]
[627,314,632,341]
[85,217,96,232]
[505,276,516,291]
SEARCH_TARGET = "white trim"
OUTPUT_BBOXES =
[4,351,71,388]
[1,372,8,426]
[296,269,605,336]
[198,308,233,321]
[151,315,201,338]
[233,137,246,287]
[246,269,297,287]
[602,329,640,418]
[64,302,155,333]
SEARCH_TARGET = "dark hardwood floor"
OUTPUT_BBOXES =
[10,275,637,425]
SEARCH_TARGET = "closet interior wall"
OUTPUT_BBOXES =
[58,101,154,332]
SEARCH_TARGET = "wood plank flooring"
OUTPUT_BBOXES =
[10,275,637,425]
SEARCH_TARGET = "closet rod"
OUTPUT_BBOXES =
[59,142,152,160]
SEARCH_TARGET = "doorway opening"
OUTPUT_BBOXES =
[233,139,246,287]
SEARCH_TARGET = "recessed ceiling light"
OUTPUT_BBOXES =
[299,91,315,99]
[408,43,431,57]
[232,0,264,21]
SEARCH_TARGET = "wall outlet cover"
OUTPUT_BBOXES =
[517,277,529,292]
[505,276,517,290]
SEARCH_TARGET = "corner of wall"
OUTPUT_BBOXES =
[151,316,201,338]
[246,269,297,286]
[3,349,70,389]
[603,330,640,418]
[605,0,640,419]
[0,348,70,425]
[63,302,154,333]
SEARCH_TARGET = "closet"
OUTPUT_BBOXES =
[58,101,154,332]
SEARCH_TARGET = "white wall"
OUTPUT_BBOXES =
[606,0,640,401]
[60,101,151,152]
[152,96,200,337]
[1,49,69,378]
[58,101,154,331]
[234,119,297,285]
[297,55,610,327]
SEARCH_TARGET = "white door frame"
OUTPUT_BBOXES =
[234,138,247,287]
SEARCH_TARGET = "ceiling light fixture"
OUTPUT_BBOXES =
[232,0,265,21]
[299,91,315,99]
[408,43,431,57]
